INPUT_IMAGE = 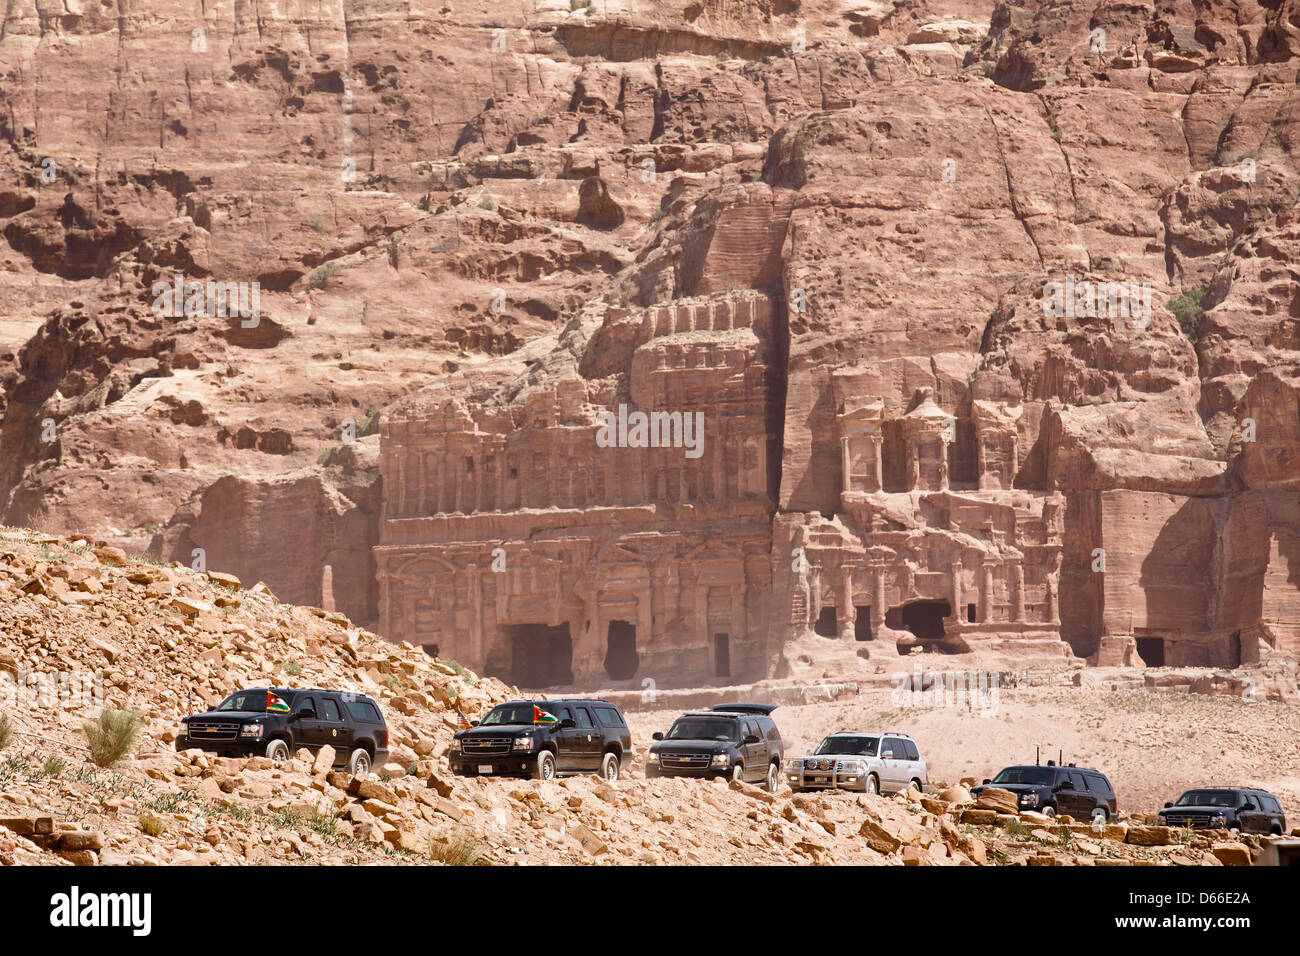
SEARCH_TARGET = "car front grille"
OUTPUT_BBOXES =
[1163,814,1211,827]
[660,752,712,770]
[462,737,511,756]
[186,721,240,742]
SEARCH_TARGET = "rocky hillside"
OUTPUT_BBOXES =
[0,527,1287,865]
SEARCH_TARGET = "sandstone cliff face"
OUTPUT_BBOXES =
[3,1,1300,684]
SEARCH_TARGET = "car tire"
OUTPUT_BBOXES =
[866,773,880,795]
[910,778,923,794]
[764,761,780,793]
[533,750,557,781]
[265,739,290,763]
[1092,806,1109,824]
[730,763,744,783]
[347,747,371,777]
[1041,805,1056,818]
[599,751,620,782]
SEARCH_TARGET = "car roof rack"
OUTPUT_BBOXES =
[711,703,778,715]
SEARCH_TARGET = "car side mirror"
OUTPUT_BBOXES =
[881,750,893,759]
[1058,781,1074,790]
[744,734,760,744]
[652,732,664,741]
[1164,802,1173,809]
[471,720,480,727]
[558,718,576,729]
[982,778,991,785]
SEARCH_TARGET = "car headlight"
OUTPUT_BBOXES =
[647,751,659,764]
[177,722,189,739]
[512,736,534,751]
[1211,813,1226,825]
[1020,792,1038,806]
[785,758,802,771]
[710,753,730,767]
[838,760,866,774]
[451,738,462,752]
[239,723,263,739]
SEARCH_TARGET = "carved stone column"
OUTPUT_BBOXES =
[870,434,883,492]
[980,557,996,623]
[840,435,852,493]
[950,558,963,623]
[1012,560,1025,623]
[839,566,855,640]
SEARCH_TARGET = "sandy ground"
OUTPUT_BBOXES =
[625,683,1300,817]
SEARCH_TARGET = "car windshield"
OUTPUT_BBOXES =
[992,767,1055,786]
[666,718,738,743]
[479,703,541,726]
[1175,789,1238,808]
[214,690,275,712]
[815,736,878,756]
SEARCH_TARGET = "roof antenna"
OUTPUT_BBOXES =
[1035,745,1040,766]
[1059,749,1063,767]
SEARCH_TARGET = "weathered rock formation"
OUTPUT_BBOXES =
[3,1,1300,687]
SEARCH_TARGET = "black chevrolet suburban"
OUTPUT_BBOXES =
[971,762,1118,820]
[1159,788,1287,834]
[178,687,390,775]
[449,699,633,781]
[646,703,783,792]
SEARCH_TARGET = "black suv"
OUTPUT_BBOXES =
[449,699,632,781]
[178,687,390,776]
[646,703,783,792]
[972,763,1118,820]
[1159,788,1287,835]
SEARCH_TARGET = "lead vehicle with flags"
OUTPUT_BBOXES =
[449,699,633,781]
[177,687,390,776]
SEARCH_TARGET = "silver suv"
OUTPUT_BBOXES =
[784,732,927,795]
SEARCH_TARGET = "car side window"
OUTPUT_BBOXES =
[1068,771,1086,789]
[575,707,594,729]
[903,740,919,761]
[298,695,316,716]
[1263,796,1280,814]
[320,697,341,722]
[595,706,624,728]
[552,705,572,723]
[743,719,758,741]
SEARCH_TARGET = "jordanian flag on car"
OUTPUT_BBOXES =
[266,691,291,713]
[532,705,558,725]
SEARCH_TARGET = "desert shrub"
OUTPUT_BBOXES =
[83,708,142,767]
[430,827,482,866]
[0,712,11,751]
[1167,288,1205,341]
[139,813,166,837]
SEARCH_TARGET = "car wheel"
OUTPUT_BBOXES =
[730,763,744,783]
[866,773,880,795]
[533,750,557,781]
[265,739,290,763]
[600,752,620,782]
[1041,805,1056,818]
[347,747,371,777]
[1091,806,1109,824]
[764,761,780,793]
[910,778,923,794]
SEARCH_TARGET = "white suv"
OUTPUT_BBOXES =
[784,732,927,795]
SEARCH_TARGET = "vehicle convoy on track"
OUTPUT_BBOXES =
[1158,788,1286,834]
[178,687,390,775]
[971,761,1118,820]
[449,698,633,781]
[646,703,784,792]
[785,731,927,795]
